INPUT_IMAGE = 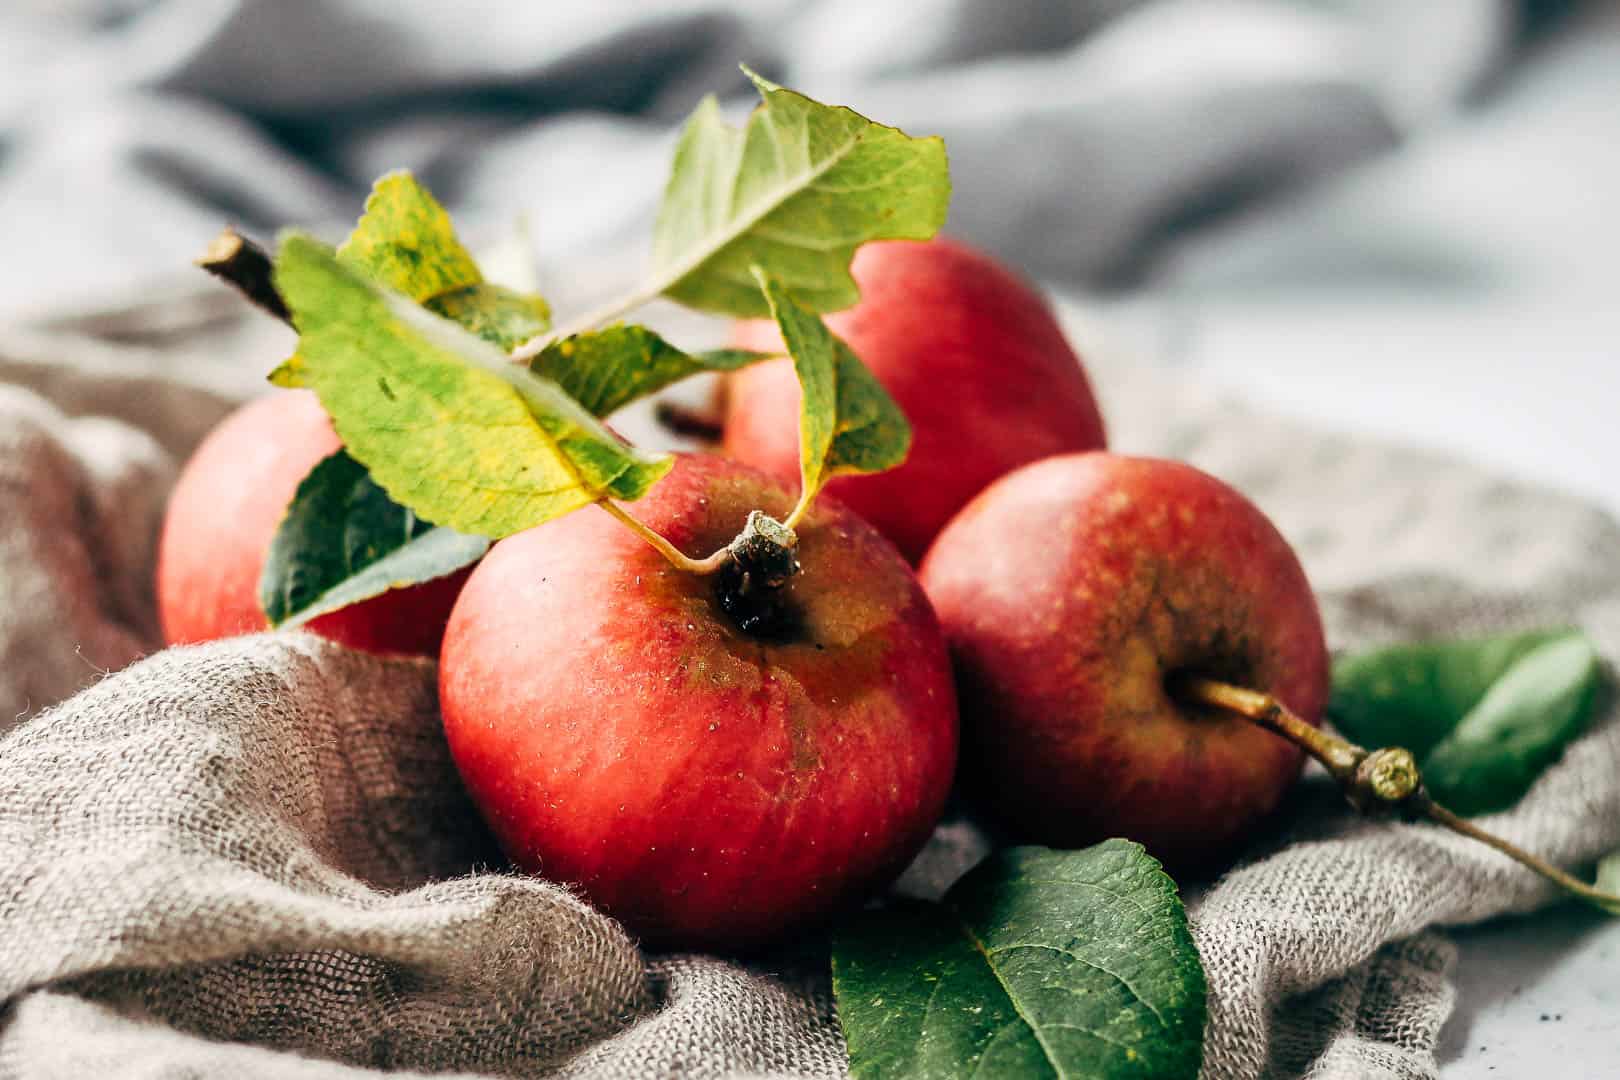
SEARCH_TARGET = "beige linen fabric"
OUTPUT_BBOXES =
[1,300,1615,1079]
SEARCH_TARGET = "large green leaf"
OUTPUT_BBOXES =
[1329,629,1603,815]
[832,842,1207,1080]
[273,233,670,540]
[752,267,909,505]
[259,449,490,628]
[532,325,769,418]
[651,68,949,317]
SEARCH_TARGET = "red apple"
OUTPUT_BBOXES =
[438,454,958,950]
[918,452,1329,869]
[725,237,1106,563]
[156,389,469,656]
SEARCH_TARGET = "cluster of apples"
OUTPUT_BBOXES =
[156,236,1328,949]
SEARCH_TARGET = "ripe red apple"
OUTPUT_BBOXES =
[156,389,469,656]
[725,237,1106,563]
[918,452,1329,869]
[439,454,958,950]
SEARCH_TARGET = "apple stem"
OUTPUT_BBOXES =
[597,500,733,576]
[1174,675,1620,915]
[197,228,293,326]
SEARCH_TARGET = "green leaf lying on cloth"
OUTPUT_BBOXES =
[531,325,768,419]
[259,450,491,629]
[274,233,670,540]
[651,66,949,318]
[1330,629,1603,816]
[832,842,1207,1080]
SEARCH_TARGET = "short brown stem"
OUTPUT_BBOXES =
[197,228,292,325]
[654,401,725,443]
[1175,675,1620,916]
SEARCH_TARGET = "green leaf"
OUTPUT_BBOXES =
[832,842,1207,1080]
[752,266,910,505]
[1595,853,1620,914]
[273,233,671,540]
[425,283,551,352]
[1421,635,1602,815]
[337,170,485,303]
[651,67,949,317]
[1330,629,1603,815]
[259,449,490,628]
[274,171,552,386]
[531,325,770,418]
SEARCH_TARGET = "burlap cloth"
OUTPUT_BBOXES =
[2,298,1617,1080]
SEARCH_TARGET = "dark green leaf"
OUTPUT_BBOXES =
[259,449,490,628]
[274,233,671,540]
[1330,629,1603,815]
[531,325,769,418]
[1421,635,1602,814]
[752,266,909,506]
[1329,630,1573,759]
[651,67,949,317]
[833,841,1207,1080]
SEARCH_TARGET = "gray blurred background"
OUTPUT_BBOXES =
[3,0,1617,519]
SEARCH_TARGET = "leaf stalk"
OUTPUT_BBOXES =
[597,500,732,576]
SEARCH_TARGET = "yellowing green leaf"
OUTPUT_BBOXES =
[259,449,490,628]
[273,233,669,540]
[426,283,552,351]
[532,324,769,418]
[275,171,551,385]
[832,842,1207,1079]
[651,67,949,317]
[752,266,909,505]
[338,170,484,302]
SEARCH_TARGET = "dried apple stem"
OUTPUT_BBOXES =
[1173,675,1620,914]
[197,228,292,325]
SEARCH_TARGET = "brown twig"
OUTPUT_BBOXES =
[196,227,291,326]
[1173,674,1620,914]
[654,400,726,443]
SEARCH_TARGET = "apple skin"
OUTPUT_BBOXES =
[918,452,1329,870]
[156,389,470,656]
[438,454,959,950]
[725,237,1106,563]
